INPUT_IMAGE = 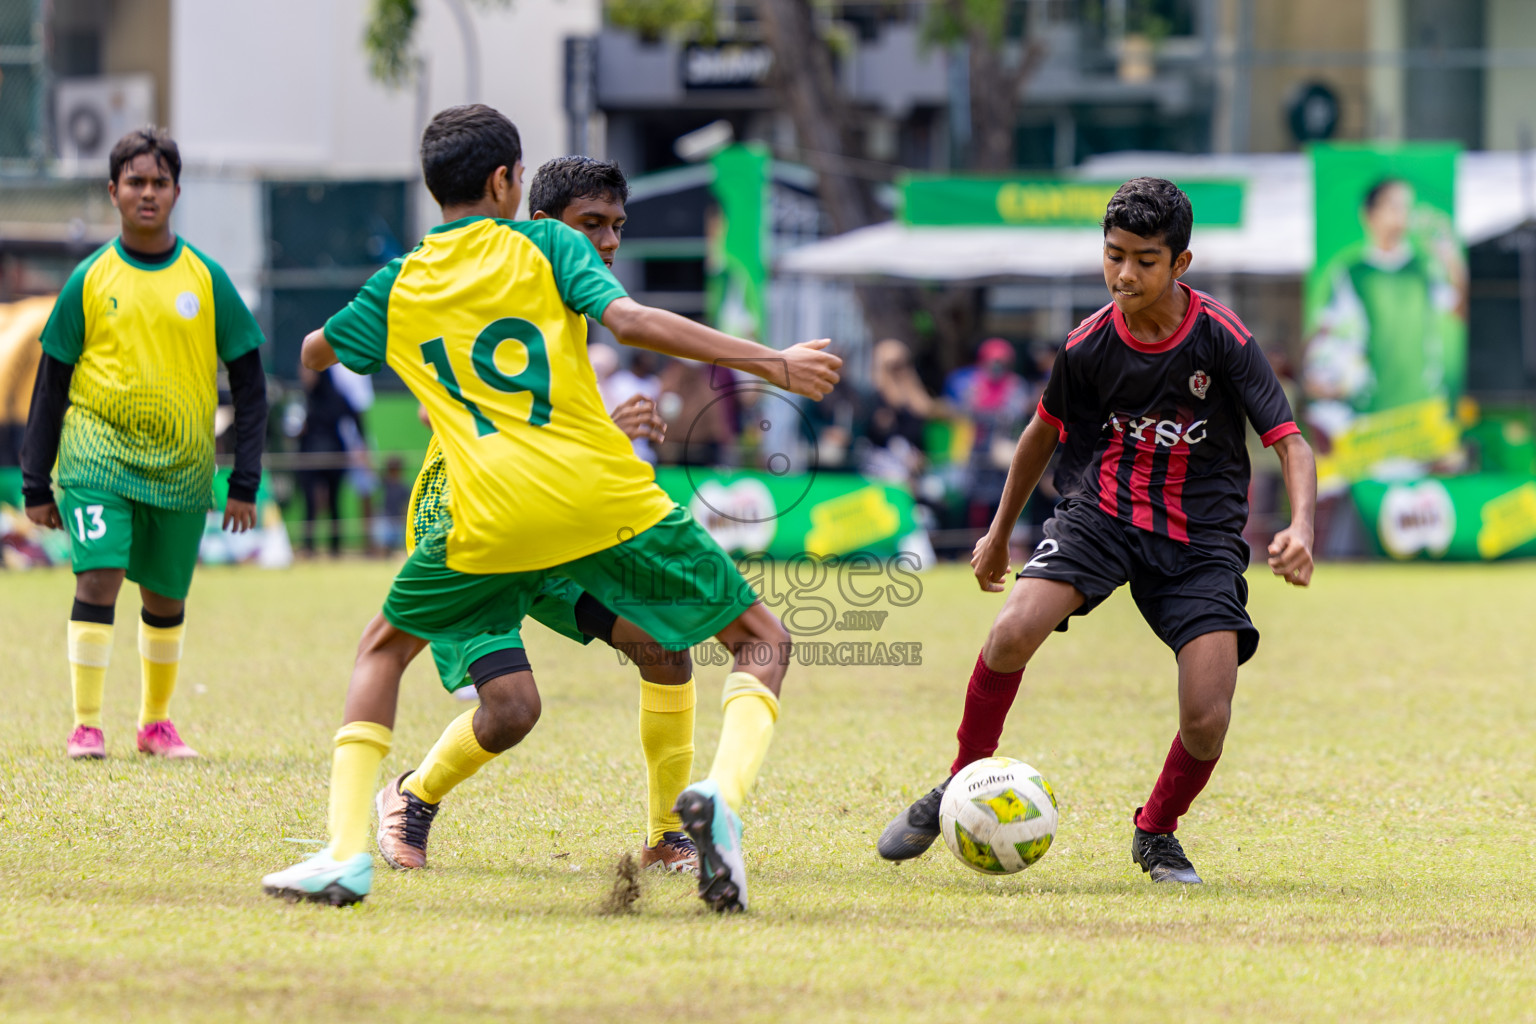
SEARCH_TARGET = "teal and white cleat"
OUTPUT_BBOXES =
[261,848,373,906]
[674,780,747,913]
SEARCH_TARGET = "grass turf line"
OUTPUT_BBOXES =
[2,561,1534,1022]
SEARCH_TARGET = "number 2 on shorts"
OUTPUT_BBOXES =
[1023,538,1058,571]
[73,504,107,542]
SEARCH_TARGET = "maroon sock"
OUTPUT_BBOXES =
[1136,733,1219,834]
[950,650,1024,775]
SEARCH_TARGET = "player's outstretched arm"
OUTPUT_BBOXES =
[301,328,340,372]
[600,297,841,400]
[1267,433,1317,587]
[972,414,1060,593]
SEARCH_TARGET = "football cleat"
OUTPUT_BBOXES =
[639,830,699,876]
[67,724,106,760]
[1131,809,1203,884]
[262,848,373,906]
[136,720,199,758]
[674,780,746,912]
[876,775,952,861]
[375,771,440,870]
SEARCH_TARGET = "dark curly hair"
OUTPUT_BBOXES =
[109,127,180,185]
[528,156,630,218]
[420,104,522,207]
[1102,177,1193,256]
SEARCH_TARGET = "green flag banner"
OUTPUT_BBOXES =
[897,176,1244,227]
[653,466,922,560]
[707,143,770,342]
[1352,473,1536,561]
[1304,144,1467,488]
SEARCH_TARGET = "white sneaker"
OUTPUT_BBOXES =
[674,780,747,912]
[261,847,373,906]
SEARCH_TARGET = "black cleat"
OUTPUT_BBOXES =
[1131,808,1203,884]
[876,776,953,861]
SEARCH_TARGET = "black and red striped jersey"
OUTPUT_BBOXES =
[1037,283,1297,542]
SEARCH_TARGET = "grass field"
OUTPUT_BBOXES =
[3,559,1535,1022]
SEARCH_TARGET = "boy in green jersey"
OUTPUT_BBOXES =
[22,128,268,760]
[378,156,701,877]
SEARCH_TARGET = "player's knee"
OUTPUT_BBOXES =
[636,646,692,685]
[985,608,1043,670]
[1180,705,1230,759]
[475,681,541,752]
[74,570,123,606]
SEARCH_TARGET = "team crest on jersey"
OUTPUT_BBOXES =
[175,292,200,319]
[1189,370,1211,399]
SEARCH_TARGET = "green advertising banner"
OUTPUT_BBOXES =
[653,466,921,560]
[1304,144,1468,490]
[897,176,1244,227]
[1352,474,1536,561]
[706,143,770,342]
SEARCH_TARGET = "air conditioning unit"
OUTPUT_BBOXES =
[55,75,156,173]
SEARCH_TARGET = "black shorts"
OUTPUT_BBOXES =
[1017,499,1260,665]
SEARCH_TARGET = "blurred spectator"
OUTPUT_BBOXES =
[657,357,735,466]
[594,343,662,463]
[943,359,978,405]
[372,455,410,555]
[862,339,935,484]
[330,365,377,545]
[298,365,358,556]
[959,338,1031,529]
[806,377,871,469]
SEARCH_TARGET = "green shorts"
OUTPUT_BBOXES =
[385,505,756,652]
[60,487,206,600]
[429,576,592,693]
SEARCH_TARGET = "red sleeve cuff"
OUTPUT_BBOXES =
[1260,421,1300,447]
[1036,400,1067,440]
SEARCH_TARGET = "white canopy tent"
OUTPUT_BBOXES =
[776,152,1536,281]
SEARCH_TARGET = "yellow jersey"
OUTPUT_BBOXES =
[405,432,451,555]
[39,238,265,511]
[325,216,673,573]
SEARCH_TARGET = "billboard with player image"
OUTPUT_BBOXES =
[1303,143,1467,492]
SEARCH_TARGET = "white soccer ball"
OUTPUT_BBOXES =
[939,756,1059,875]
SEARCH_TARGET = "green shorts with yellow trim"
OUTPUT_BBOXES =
[428,576,591,694]
[384,505,756,653]
[59,486,206,601]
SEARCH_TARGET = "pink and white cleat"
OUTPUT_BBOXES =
[136,720,199,758]
[67,724,106,759]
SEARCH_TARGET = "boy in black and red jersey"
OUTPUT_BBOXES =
[878,178,1317,883]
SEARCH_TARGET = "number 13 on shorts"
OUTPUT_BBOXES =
[73,504,107,541]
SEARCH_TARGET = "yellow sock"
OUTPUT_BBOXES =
[68,621,113,729]
[707,671,780,812]
[639,678,696,845]
[328,721,393,859]
[401,707,497,805]
[138,620,185,727]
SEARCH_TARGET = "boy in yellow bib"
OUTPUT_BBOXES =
[377,156,700,878]
[22,128,267,760]
[261,105,841,912]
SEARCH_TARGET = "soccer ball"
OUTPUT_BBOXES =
[939,756,1058,874]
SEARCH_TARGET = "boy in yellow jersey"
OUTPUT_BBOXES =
[21,128,267,760]
[377,155,702,877]
[261,104,840,912]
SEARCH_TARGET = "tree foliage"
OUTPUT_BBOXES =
[363,0,515,87]
[364,0,420,87]
[604,0,717,43]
